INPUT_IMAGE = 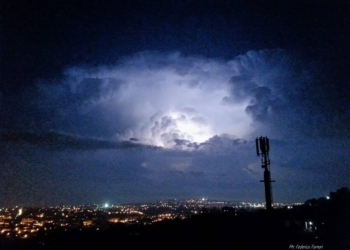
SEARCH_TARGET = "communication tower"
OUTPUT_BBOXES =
[255,136,275,210]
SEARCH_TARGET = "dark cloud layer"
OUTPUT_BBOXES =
[1,130,348,207]
[1,130,148,151]
[226,50,350,139]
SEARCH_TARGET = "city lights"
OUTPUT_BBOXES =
[0,199,303,240]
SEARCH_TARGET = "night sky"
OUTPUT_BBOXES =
[1,0,349,207]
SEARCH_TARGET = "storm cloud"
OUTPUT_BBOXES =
[1,49,349,207]
[31,49,348,146]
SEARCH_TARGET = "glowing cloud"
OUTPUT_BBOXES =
[61,51,255,147]
[36,49,342,149]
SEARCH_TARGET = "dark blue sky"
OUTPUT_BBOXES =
[0,0,349,207]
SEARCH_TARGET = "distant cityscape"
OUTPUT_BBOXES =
[0,199,302,240]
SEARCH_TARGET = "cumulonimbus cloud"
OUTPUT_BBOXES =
[1,49,349,207]
[32,51,312,147]
[35,49,348,150]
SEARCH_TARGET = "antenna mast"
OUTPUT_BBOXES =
[255,136,275,210]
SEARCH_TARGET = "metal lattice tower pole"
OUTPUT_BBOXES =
[255,136,275,210]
